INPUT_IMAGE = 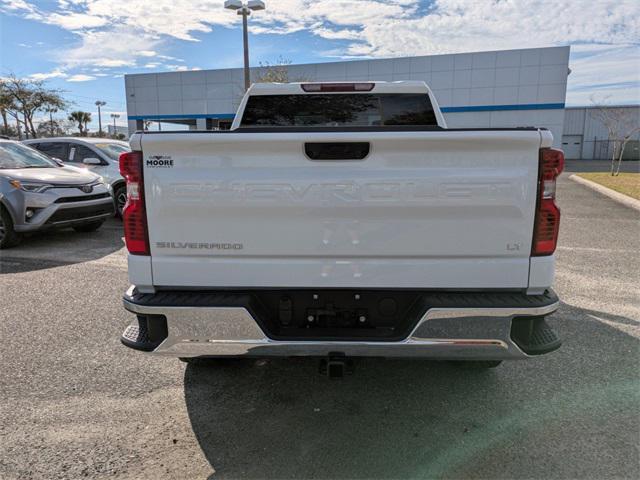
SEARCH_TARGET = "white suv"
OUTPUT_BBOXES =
[23,138,130,216]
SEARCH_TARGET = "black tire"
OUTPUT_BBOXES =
[450,360,502,369]
[114,185,127,218]
[0,207,22,249]
[73,220,105,233]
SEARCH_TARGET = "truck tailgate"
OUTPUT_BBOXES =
[140,130,542,289]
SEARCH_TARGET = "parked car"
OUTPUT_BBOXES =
[0,139,114,248]
[119,81,564,375]
[23,137,130,216]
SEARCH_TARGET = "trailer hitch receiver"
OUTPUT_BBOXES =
[319,353,354,378]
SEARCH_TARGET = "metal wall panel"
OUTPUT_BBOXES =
[125,46,571,147]
[562,108,585,135]
[564,106,640,159]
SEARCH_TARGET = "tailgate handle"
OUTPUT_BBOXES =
[305,142,370,161]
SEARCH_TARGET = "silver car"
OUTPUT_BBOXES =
[0,139,115,248]
[23,137,130,216]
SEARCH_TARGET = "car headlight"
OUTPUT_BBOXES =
[9,180,53,193]
[97,176,112,192]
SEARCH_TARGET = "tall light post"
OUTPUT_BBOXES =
[95,100,106,136]
[46,107,58,136]
[110,113,120,137]
[224,0,265,91]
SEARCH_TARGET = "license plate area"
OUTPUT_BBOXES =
[251,290,425,341]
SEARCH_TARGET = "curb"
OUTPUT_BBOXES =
[569,174,640,212]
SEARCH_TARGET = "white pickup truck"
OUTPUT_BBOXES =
[119,81,564,374]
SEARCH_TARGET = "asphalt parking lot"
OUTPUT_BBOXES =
[1,172,639,479]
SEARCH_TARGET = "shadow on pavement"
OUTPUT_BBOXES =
[0,218,123,274]
[184,302,640,479]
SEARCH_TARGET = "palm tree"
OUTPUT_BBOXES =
[68,111,91,136]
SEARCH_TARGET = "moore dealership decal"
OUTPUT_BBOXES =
[146,155,173,167]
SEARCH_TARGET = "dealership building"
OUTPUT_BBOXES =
[125,46,572,145]
[562,105,640,160]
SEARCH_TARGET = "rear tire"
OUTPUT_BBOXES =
[0,207,22,249]
[73,220,105,233]
[450,360,502,369]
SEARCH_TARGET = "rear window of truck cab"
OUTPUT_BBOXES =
[240,94,438,127]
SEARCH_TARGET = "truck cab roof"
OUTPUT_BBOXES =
[232,81,445,129]
[247,81,433,95]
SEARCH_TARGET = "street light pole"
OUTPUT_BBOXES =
[47,107,58,136]
[224,0,265,91]
[241,9,250,91]
[95,100,106,136]
[110,113,120,137]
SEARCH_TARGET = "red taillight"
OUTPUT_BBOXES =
[532,148,564,256]
[301,83,375,92]
[119,151,149,255]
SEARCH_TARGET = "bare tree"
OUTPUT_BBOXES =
[252,56,311,84]
[5,76,38,138]
[36,119,64,137]
[36,115,75,138]
[0,79,27,139]
[0,80,14,135]
[590,97,640,176]
[59,119,78,135]
[2,75,67,139]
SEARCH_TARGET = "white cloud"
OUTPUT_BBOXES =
[95,59,136,68]
[157,55,184,62]
[28,69,68,80]
[61,28,150,68]
[309,27,362,41]
[7,0,636,60]
[5,0,637,57]
[67,74,96,82]
[566,46,640,105]
[47,12,108,29]
[1,0,37,13]
[3,0,638,103]
[330,1,639,58]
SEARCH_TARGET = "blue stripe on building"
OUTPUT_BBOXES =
[127,103,565,121]
[440,103,565,113]
[127,113,236,120]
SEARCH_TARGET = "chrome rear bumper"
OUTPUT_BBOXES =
[122,287,560,360]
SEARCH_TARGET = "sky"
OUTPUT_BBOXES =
[1,0,638,130]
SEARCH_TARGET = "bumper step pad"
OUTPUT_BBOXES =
[511,317,561,355]
[121,320,166,352]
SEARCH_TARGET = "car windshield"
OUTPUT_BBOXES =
[94,142,130,160]
[0,142,58,169]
